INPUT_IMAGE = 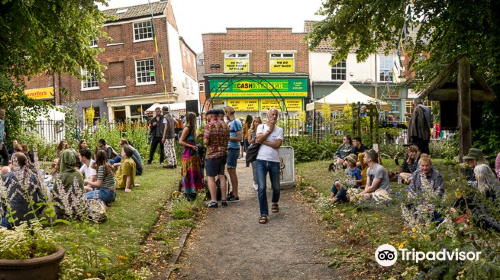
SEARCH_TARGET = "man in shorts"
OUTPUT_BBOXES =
[224,106,242,202]
[203,110,229,208]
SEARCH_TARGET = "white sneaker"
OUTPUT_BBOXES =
[253,183,258,191]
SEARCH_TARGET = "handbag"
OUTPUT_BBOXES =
[87,190,108,223]
[245,143,261,163]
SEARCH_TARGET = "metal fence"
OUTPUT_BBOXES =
[21,120,66,143]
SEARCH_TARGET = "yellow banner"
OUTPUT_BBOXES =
[270,58,294,73]
[214,92,307,98]
[25,87,54,100]
[227,99,259,111]
[224,58,249,73]
[284,99,303,111]
[260,99,282,111]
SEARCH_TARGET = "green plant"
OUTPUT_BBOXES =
[0,221,59,259]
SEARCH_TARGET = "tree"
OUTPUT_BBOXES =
[306,0,500,158]
[0,0,110,141]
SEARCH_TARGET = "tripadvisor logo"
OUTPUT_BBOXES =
[375,244,481,266]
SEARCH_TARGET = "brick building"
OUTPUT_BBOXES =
[202,28,309,117]
[25,1,198,124]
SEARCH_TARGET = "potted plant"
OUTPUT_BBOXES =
[0,152,65,280]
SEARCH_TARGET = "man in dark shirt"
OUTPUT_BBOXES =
[352,136,368,155]
[147,107,165,164]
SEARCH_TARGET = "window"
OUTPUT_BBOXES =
[380,56,393,82]
[224,53,249,73]
[90,36,98,47]
[133,20,153,42]
[406,99,434,114]
[269,53,295,73]
[198,59,205,66]
[81,69,99,90]
[331,58,347,80]
[389,100,400,112]
[135,59,155,85]
[199,82,205,92]
[108,25,123,44]
[387,88,400,98]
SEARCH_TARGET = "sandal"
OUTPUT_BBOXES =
[259,216,268,224]
[271,204,279,213]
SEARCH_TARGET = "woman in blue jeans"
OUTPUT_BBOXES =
[255,108,284,224]
[85,150,116,204]
[247,117,262,189]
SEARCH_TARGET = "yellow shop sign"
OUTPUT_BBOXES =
[224,58,249,73]
[270,58,294,73]
[25,87,54,100]
[227,99,259,111]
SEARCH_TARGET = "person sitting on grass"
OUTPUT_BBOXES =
[52,149,86,219]
[85,150,116,204]
[394,144,412,173]
[330,154,362,203]
[96,139,118,164]
[408,154,444,198]
[400,145,420,183]
[1,153,44,228]
[349,149,390,201]
[452,164,500,231]
[112,139,143,176]
[115,144,136,193]
[334,134,354,168]
[462,147,489,186]
[21,143,35,164]
[56,140,69,159]
[79,148,96,192]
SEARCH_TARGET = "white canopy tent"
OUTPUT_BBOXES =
[144,102,186,117]
[306,81,391,111]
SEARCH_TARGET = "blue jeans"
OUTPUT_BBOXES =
[251,160,257,184]
[256,160,280,216]
[86,188,116,204]
[227,148,239,168]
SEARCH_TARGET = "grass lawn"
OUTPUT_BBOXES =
[54,164,185,279]
[294,158,482,278]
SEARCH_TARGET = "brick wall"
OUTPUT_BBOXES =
[202,28,309,74]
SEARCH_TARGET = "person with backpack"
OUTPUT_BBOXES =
[408,98,431,154]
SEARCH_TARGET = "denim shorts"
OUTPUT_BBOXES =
[227,148,239,168]
[205,156,227,177]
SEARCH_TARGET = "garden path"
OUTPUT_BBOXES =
[170,158,340,280]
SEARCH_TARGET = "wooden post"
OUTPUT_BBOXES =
[458,57,472,161]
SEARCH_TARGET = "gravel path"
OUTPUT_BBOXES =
[171,158,340,280]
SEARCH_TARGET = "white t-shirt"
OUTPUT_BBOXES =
[79,159,97,180]
[256,124,284,162]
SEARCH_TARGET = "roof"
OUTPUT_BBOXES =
[103,1,167,22]
[304,20,335,52]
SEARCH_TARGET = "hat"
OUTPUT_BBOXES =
[402,143,412,147]
[463,148,488,160]
[408,145,419,152]
[224,105,235,115]
[344,154,358,164]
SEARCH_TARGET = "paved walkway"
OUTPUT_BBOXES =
[171,158,339,280]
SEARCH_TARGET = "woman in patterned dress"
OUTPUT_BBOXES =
[179,112,204,200]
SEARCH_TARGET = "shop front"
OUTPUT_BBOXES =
[205,74,309,118]
[104,92,178,123]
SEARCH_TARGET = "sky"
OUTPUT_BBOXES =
[99,0,326,53]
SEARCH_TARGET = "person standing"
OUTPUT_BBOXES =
[162,106,177,168]
[255,108,284,224]
[203,110,229,208]
[0,109,9,166]
[147,107,165,165]
[224,106,242,202]
[408,98,431,154]
[179,112,204,200]
[242,115,253,160]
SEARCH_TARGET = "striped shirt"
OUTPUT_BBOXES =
[97,166,116,189]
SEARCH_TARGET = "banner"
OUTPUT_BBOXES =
[25,87,54,100]
[224,58,249,73]
[209,78,308,98]
[270,58,294,73]
[284,99,303,111]
[227,99,259,111]
[260,99,282,111]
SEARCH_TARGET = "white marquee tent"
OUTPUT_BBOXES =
[306,81,391,111]
[144,102,186,117]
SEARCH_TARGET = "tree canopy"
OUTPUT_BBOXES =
[307,0,500,158]
[0,0,110,140]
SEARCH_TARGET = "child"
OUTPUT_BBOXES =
[330,154,362,203]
